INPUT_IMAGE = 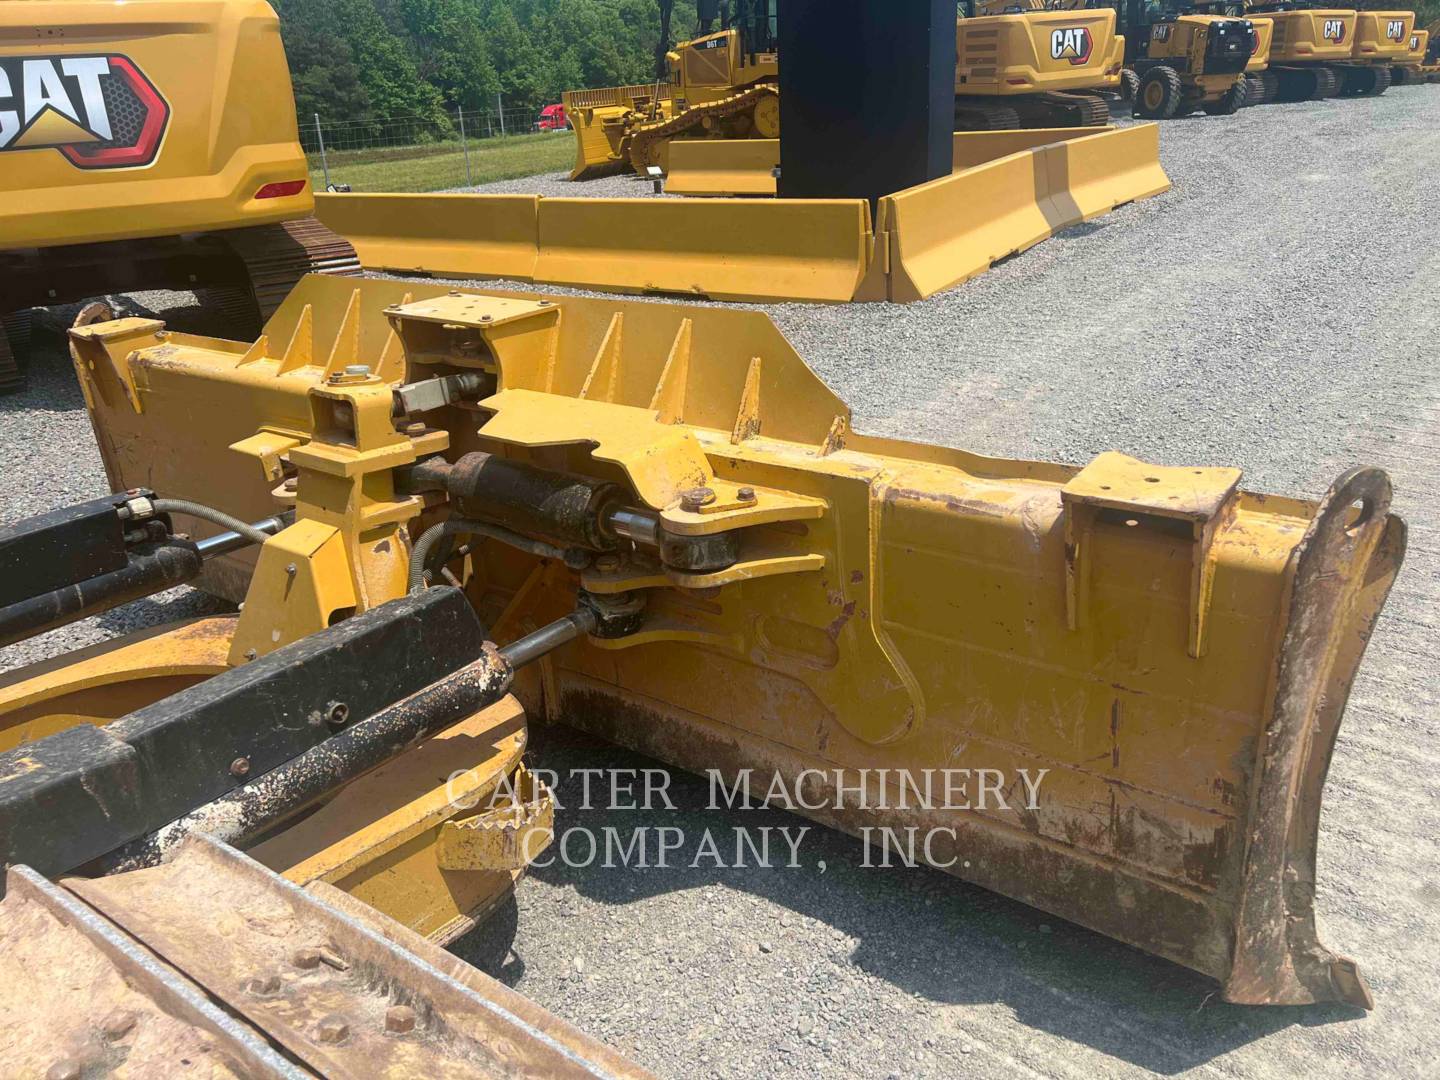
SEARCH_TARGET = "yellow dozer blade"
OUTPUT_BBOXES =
[563,84,675,181]
[60,275,1402,1009]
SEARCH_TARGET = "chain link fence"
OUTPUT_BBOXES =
[303,102,575,194]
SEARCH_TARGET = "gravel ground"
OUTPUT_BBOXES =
[4,88,1438,1079]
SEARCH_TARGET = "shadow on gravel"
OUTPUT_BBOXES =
[452,723,1362,1075]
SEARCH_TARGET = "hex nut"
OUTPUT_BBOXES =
[229,757,251,778]
[385,1005,417,1034]
[246,973,282,996]
[316,1015,350,1044]
[680,486,716,512]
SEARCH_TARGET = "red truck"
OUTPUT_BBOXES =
[536,103,567,131]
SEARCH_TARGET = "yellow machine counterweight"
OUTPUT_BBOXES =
[0,0,359,393]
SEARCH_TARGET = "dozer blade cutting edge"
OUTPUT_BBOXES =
[41,274,1403,1009]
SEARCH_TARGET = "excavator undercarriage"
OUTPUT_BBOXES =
[0,275,1403,1030]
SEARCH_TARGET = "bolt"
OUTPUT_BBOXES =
[737,486,756,502]
[244,648,257,661]
[480,314,493,322]
[448,289,462,296]
[283,477,298,492]
[247,973,282,996]
[285,563,297,576]
[405,421,427,436]
[595,554,621,573]
[292,946,323,970]
[384,1005,417,1034]
[326,701,350,728]
[344,364,371,377]
[100,1009,137,1040]
[229,757,251,778]
[45,1060,80,1080]
[316,1015,350,1045]
[679,486,716,513]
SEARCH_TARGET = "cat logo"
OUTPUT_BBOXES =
[1050,26,1094,65]
[0,54,168,169]
[1151,23,1174,44]
[1410,34,1421,51]
[1386,20,1406,41]
[1322,19,1347,43]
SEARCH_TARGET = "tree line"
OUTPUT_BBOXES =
[275,0,701,128]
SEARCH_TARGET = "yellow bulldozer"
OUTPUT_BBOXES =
[0,272,1402,1046]
[564,0,779,180]
[0,0,359,394]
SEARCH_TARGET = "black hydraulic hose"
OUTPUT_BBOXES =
[151,499,274,547]
[408,517,569,594]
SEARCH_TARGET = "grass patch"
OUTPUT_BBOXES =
[308,132,574,193]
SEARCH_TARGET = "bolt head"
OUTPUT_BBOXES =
[325,701,350,728]
[283,477,298,492]
[247,973,282,996]
[679,486,716,513]
[100,1009,137,1040]
[316,1015,350,1044]
[285,563,298,576]
[737,486,756,502]
[343,364,371,377]
[244,648,257,661]
[292,946,323,970]
[385,1005,417,1034]
[595,554,620,573]
[229,757,251,778]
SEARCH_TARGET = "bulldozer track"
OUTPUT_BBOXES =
[221,217,361,327]
[0,310,33,394]
[626,84,778,173]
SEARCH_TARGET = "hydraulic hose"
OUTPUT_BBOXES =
[151,499,274,547]
[408,517,570,594]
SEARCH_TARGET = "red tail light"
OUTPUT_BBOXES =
[255,180,307,200]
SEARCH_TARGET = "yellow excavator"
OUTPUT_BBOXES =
[565,0,779,180]
[1107,0,1260,117]
[1391,26,1429,83]
[0,0,359,394]
[954,0,1124,129]
[1246,5,1416,99]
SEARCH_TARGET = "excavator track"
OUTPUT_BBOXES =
[1038,90,1112,127]
[956,91,1109,132]
[0,310,33,394]
[220,216,362,326]
[626,83,778,173]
